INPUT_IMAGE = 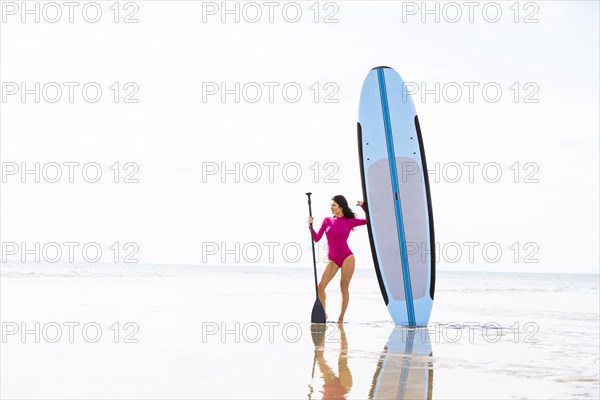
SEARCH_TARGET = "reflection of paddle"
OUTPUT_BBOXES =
[311,322,327,347]
[308,324,327,399]
[307,348,317,400]
[306,192,326,324]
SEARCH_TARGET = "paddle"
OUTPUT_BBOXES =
[306,192,326,324]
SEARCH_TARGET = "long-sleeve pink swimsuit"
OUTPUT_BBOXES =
[309,206,367,267]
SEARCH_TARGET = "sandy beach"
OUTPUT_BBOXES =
[1,263,598,399]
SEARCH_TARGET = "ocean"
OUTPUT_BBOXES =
[1,262,598,399]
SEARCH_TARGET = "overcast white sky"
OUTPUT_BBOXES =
[1,1,598,274]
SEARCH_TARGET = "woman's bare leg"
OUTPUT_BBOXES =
[318,261,339,319]
[338,255,356,323]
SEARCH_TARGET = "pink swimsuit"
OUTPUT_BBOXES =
[309,205,367,267]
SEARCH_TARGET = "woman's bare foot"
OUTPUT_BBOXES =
[337,316,344,324]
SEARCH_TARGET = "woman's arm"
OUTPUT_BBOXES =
[309,218,328,242]
[352,201,367,227]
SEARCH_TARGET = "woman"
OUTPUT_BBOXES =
[307,195,367,323]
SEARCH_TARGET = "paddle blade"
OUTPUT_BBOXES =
[311,298,326,324]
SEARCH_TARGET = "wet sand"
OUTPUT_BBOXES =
[1,264,598,399]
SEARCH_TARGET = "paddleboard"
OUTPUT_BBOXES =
[358,66,435,327]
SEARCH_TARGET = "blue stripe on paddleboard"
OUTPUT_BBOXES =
[376,68,416,327]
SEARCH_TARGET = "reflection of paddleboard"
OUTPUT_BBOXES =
[369,329,433,400]
[358,66,435,327]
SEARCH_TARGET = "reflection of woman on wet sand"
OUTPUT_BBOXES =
[314,323,353,399]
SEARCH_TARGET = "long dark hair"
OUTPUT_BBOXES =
[332,195,356,219]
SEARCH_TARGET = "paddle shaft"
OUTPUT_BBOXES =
[306,193,319,295]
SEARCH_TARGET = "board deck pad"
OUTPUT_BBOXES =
[358,66,435,327]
